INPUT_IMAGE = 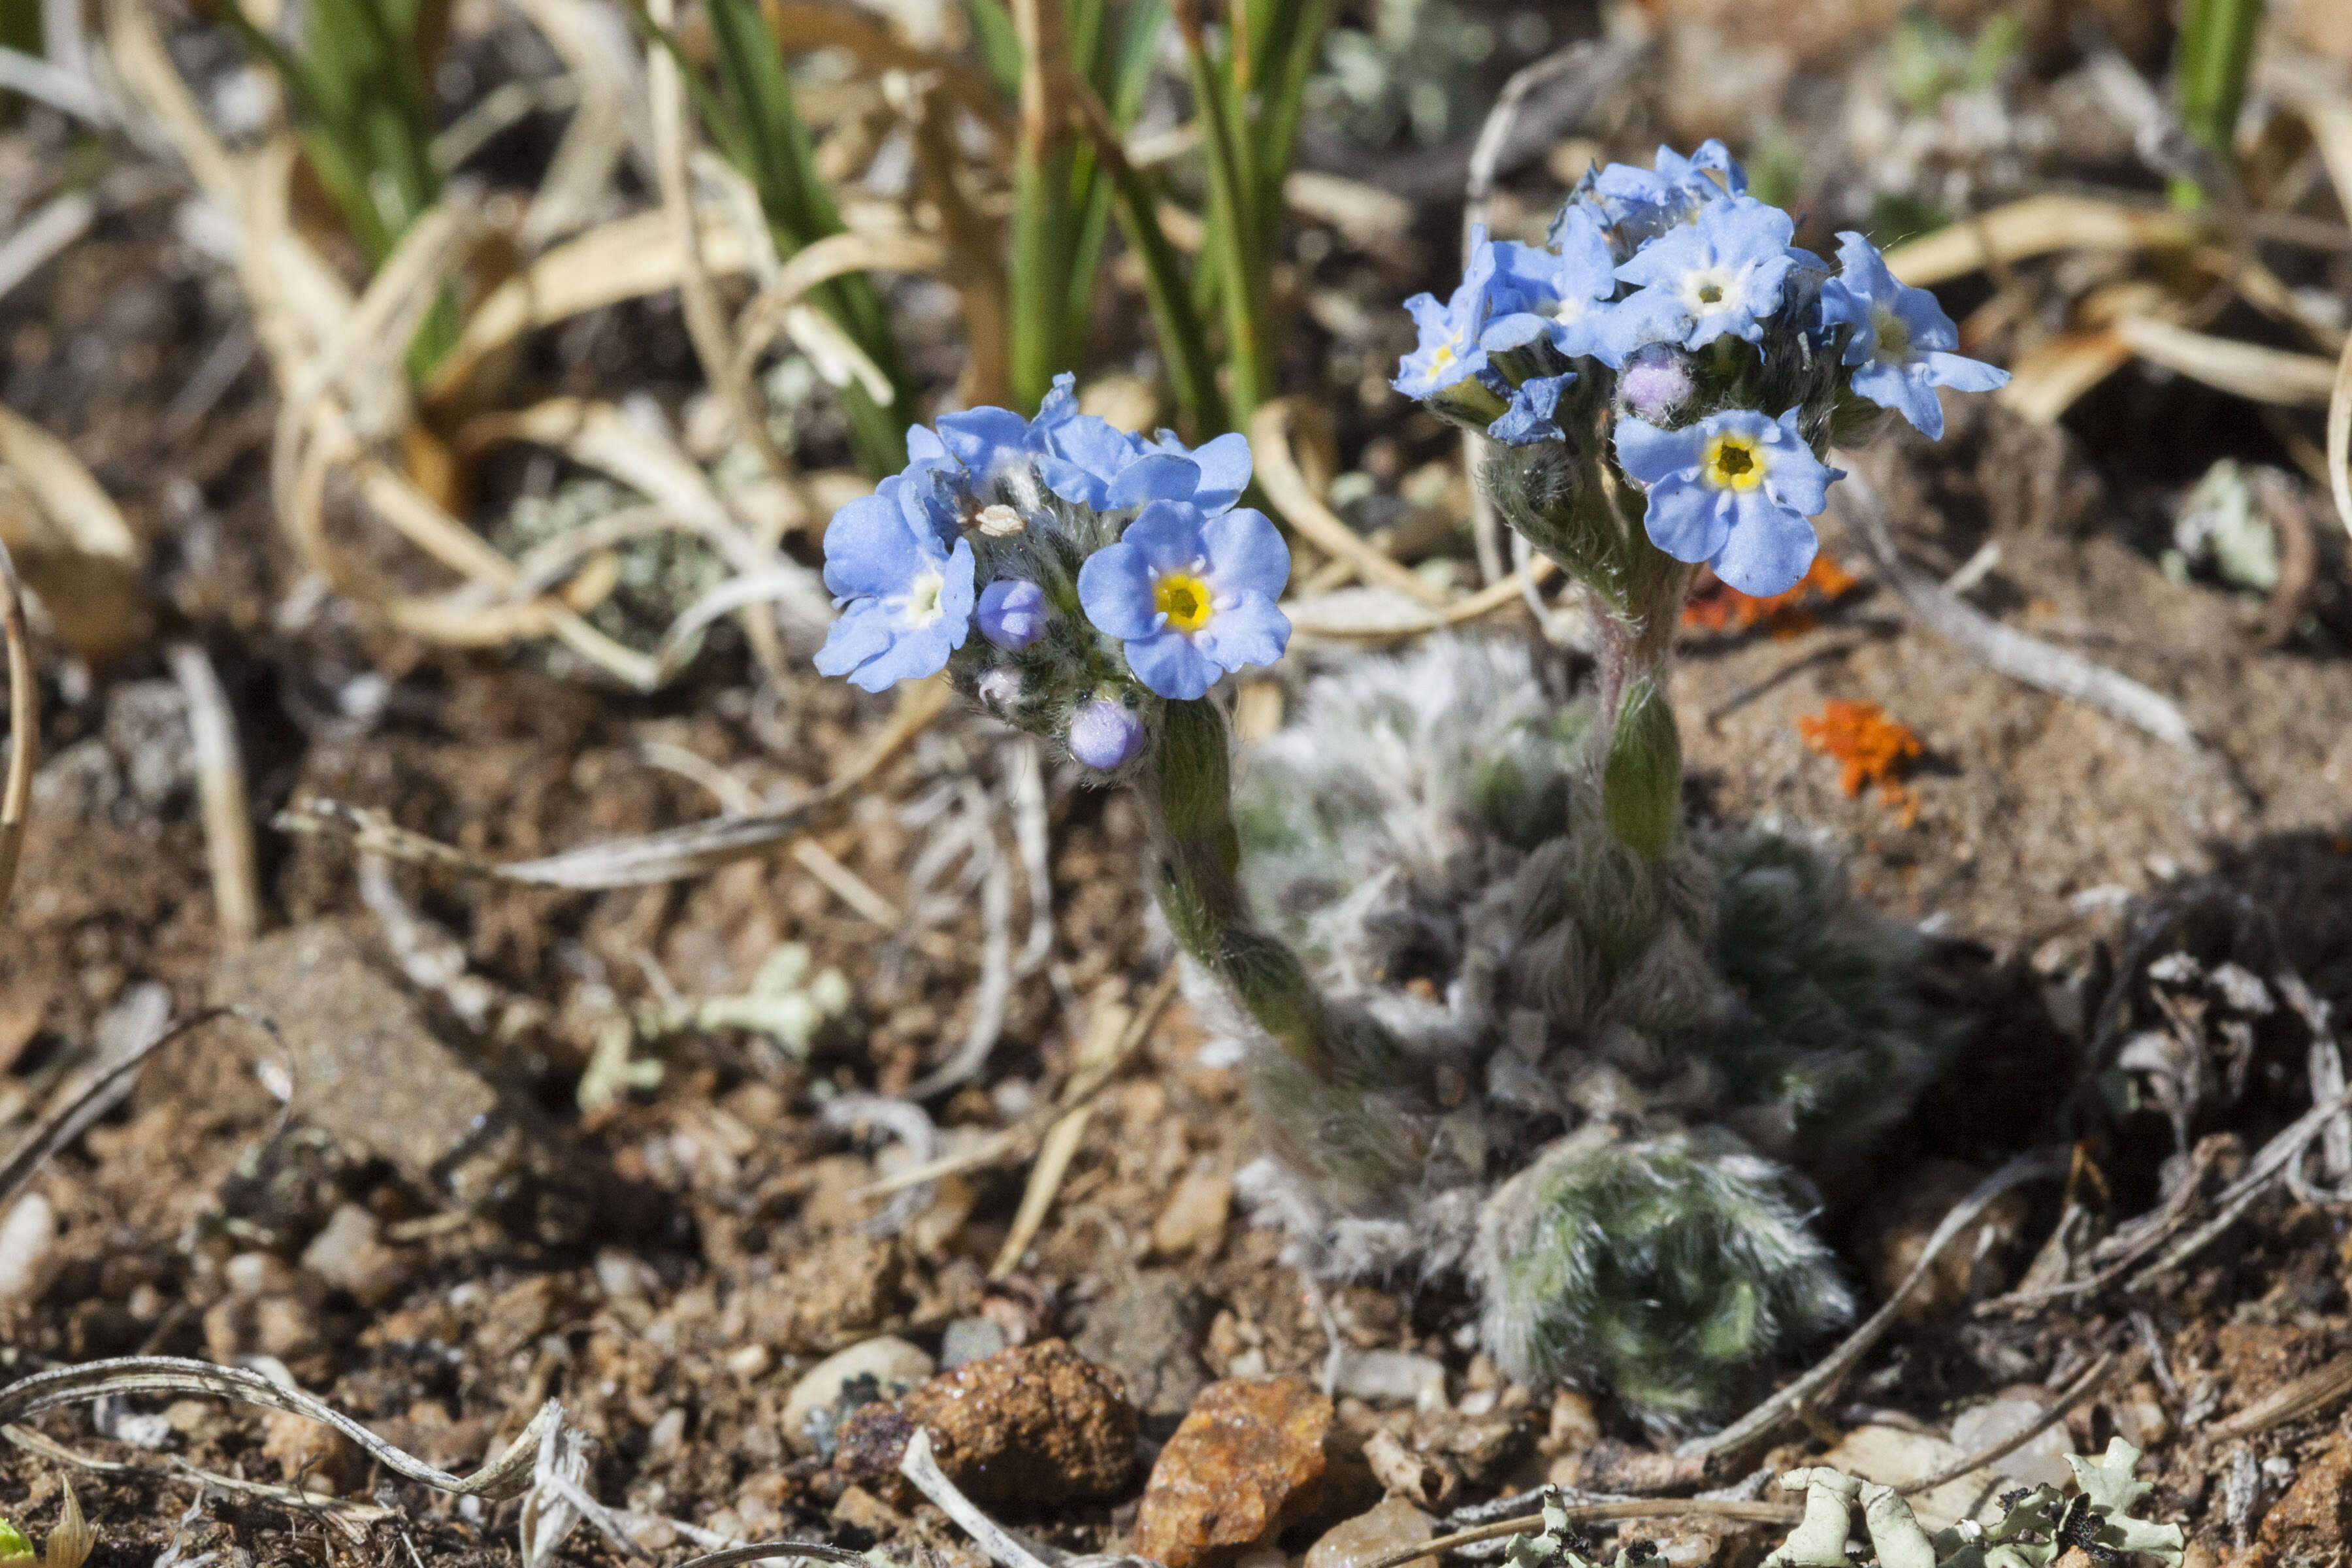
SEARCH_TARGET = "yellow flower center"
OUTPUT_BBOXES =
[1428,336,1459,370]
[1155,572,1215,634]
[1703,434,1766,491]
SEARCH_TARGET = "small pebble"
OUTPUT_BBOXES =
[1951,1392,2072,1490]
[301,1204,414,1306]
[0,1192,57,1304]
[941,1317,1009,1370]
[1308,1495,1437,1568]
[1151,1165,1233,1257]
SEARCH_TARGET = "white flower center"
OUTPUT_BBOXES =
[1871,305,1913,364]
[1680,265,1742,317]
[894,568,946,627]
[1552,295,1590,326]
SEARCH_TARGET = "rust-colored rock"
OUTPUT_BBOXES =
[832,1339,1137,1516]
[2260,1437,2352,1561]
[1133,1376,1333,1568]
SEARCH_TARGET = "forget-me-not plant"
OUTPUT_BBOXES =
[1394,139,2007,864]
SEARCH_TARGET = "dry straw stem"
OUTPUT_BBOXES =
[1881,195,2198,288]
[2210,1349,2352,1441]
[0,1357,559,1501]
[279,674,949,889]
[0,542,34,922]
[0,405,143,659]
[0,1007,283,1211]
[857,967,1180,1201]
[1831,464,2199,751]
[1894,1352,2115,1497]
[1252,400,1449,606]
[1358,1499,1808,1568]
[2112,317,2340,406]
[0,1422,392,1541]
[165,643,261,949]
[2329,329,2352,542]
[1282,559,1558,642]
[1678,1147,2070,1462]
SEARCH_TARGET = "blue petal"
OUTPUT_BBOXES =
[1047,414,1145,484]
[1588,287,1687,368]
[1641,474,1735,565]
[1076,543,1160,640]
[932,406,1031,470]
[1108,453,1202,508]
[1036,453,1112,507]
[906,425,949,464]
[1036,372,1080,427]
[1184,432,1252,512]
[1616,221,1707,289]
[1200,507,1290,600]
[1923,349,2008,393]
[1710,493,1820,598]
[1195,593,1289,673]
[1124,629,1218,700]
[1614,416,1704,486]
[821,491,924,600]
[1759,412,1838,515]
[813,600,897,680]
[1120,501,1210,574]
[1890,287,1961,353]
[1819,276,1875,364]
[1480,311,1557,354]
[846,615,956,691]
[939,540,977,625]
[1851,360,1946,437]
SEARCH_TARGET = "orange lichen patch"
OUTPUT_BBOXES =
[1798,698,1922,826]
[1681,555,1858,637]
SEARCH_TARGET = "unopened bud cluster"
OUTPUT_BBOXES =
[814,374,1291,771]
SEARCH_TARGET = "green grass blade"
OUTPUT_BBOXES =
[965,0,1024,101]
[1107,156,1224,434]
[1177,3,1266,419]
[2176,0,2259,171]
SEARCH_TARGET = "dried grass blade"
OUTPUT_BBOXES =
[427,210,754,403]
[1884,195,2198,287]
[1281,560,1554,642]
[0,404,144,659]
[281,677,949,889]
[2113,317,2340,406]
[899,1429,1064,1568]
[2210,1349,2352,1441]
[1250,400,1448,607]
[731,231,954,385]
[672,1546,866,1568]
[990,993,1128,1278]
[1895,1352,2114,1495]
[0,1424,391,1541]
[0,1008,279,1210]
[0,1358,558,1501]
[0,540,35,920]
[510,0,650,250]
[2328,328,2352,542]
[166,643,261,948]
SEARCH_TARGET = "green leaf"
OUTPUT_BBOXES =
[1601,678,1681,862]
[0,1517,31,1565]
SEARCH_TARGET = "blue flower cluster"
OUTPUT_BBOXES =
[813,376,1292,770]
[1394,141,2008,596]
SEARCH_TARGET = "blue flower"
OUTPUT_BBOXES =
[815,461,977,691]
[1480,206,1620,364]
[1596,197,1805,367]
[1820,232,2010,439]
[916,374,1249,515]
[1489,373,1572,445]
[1616,407,1842,597]
[977,578,1049,649]
[1583,140,1748,238]
[1076,502,1291,700]
[1394,233,1501,399]
[1068,698,1145,769]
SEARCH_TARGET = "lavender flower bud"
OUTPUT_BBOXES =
[977,668,1023,710]
[1068,698,1144,769]
[977,579,1049,650]
[1618,344,1695,423]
